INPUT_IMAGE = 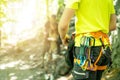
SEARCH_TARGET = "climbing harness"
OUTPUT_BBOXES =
[74,31,111,71]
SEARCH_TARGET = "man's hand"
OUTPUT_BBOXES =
[62,34,70,46]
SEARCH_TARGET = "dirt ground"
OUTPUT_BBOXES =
[0,33,72,80]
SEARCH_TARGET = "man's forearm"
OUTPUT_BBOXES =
[58,24,68,40]
[58,8,75,43]
[109,14,116,31]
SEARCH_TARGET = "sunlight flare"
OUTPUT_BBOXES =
[1,0,48,46]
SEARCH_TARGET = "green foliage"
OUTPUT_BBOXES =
[0,0,7,27]
[115,0,120,15]
[112,28,120,68]
[0,0,21,27]
[112,0,120,68]
[0,0,7,6]
[56,0,65,21]
[58,0,64,7]
[105,0,120,80]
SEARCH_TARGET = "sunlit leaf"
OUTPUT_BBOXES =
[0,0,7,7]
[0,12,6,18]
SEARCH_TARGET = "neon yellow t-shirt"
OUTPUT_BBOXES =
[66,0,115,46]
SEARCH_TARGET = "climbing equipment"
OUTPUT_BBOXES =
[74,31,111,71]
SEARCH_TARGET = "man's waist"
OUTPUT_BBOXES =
[74,31,110,47]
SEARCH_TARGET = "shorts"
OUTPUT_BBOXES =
[72,46,111,80]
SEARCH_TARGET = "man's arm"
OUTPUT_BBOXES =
[58,8,75,44]
[109,14,116,31]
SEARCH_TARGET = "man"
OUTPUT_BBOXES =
[58,0,116,80]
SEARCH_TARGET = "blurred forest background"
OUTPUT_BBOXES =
[0,0,120,80]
